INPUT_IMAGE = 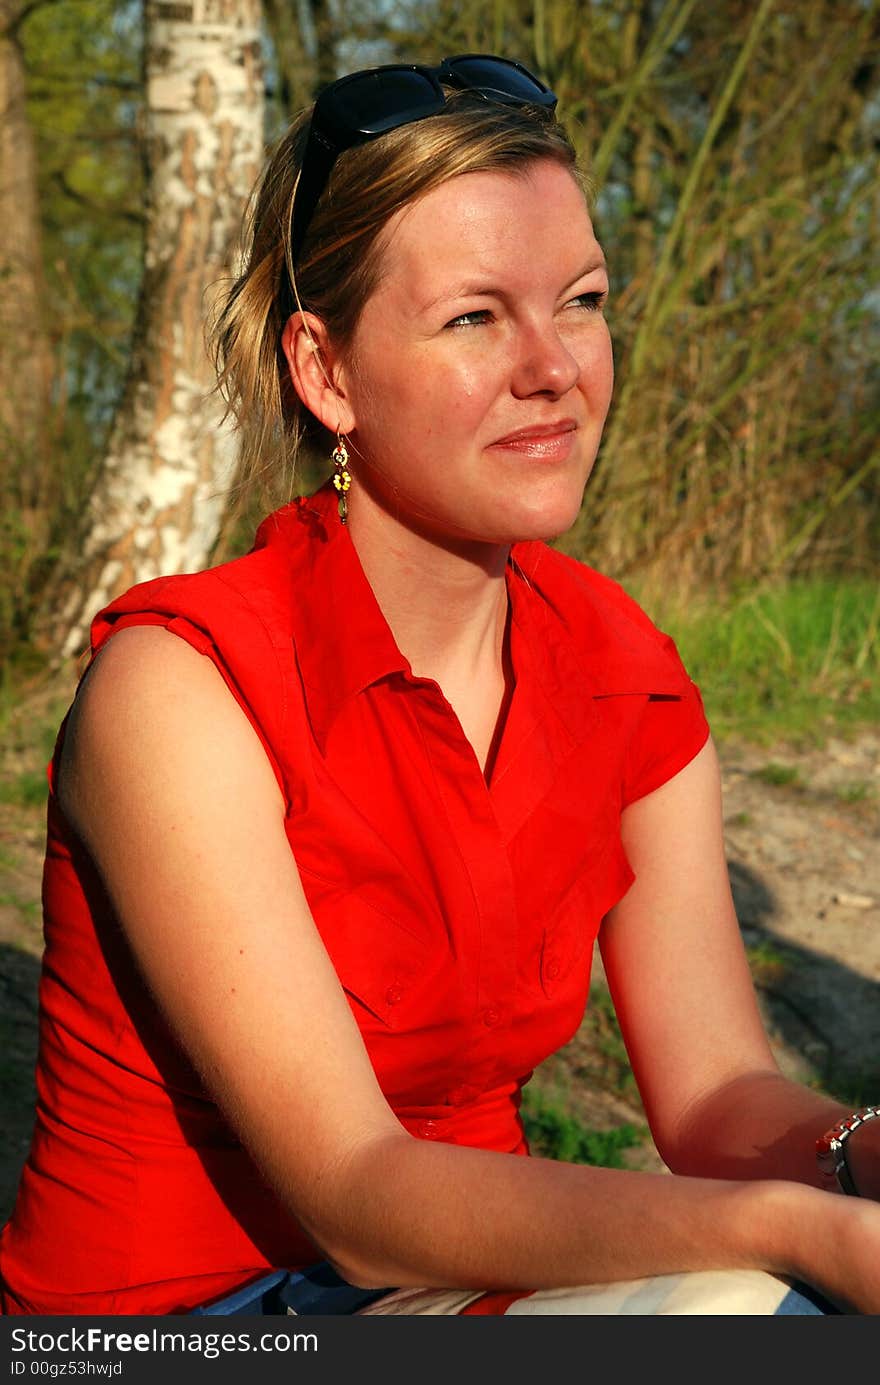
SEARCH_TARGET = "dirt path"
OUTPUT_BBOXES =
[1,682,878,1214]
[717,734,880,1097]
[507,732,878,1169]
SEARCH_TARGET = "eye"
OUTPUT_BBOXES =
[567,290,608,312]
[444,308,493,329]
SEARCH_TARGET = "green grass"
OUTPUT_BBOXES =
[0,845,19,872]
[521,1086,645,1167]
[577,986,638,1098]
[744,939,791,984]
[642,577,879,747]
[753,763,803,788]
[810,1066,880,1110]
[835,780,875,805]
[0,892,40,922]
[0,771,48,808]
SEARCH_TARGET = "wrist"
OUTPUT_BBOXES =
[816,1104,880,1198]
[838,1110,880,1201]
[739,1179,824,1280]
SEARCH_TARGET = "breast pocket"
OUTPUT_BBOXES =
[308,889,436,1032]
[539,849,633,1000]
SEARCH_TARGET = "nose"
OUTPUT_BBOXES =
[510,319,580,400]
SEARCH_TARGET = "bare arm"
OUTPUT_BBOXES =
[601,736,880,1191]
[59,631,880,1311]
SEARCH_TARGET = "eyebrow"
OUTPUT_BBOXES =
[419,257,608,313]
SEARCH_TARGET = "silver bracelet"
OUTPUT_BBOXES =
[815,1104,880,1195]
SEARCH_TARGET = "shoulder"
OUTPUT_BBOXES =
[59,624,285,841]
[64,502,316,810]
[516,540,666,633]
[70,624,235,740]
[512,541,694,696]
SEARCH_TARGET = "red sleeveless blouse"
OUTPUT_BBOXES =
[0,481,708,1313]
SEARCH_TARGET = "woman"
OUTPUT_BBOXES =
[2,54,879,1317]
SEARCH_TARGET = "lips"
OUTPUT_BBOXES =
[491,419,578,446]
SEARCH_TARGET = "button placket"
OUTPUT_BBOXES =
[409,682,520,1090]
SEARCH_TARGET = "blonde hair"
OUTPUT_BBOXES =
[211,89,582,502]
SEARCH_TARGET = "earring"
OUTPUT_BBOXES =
[331,431,351,525]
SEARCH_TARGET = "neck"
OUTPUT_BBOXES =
[344,483,510,685]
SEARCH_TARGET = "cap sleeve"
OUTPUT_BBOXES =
[78,578,293,812]
[621,673,710,808]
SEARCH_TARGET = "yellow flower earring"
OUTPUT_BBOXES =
[331,431,351,525]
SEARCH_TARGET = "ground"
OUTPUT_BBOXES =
[1,677,877,1216]
[536,730,880,1172]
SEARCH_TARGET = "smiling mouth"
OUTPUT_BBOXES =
[491,420,578,446]
[488,420,579,458]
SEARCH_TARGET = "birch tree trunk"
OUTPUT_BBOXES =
[49,0,264,662]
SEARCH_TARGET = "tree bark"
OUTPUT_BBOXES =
[46,0,264,662]
[0,0,53,502]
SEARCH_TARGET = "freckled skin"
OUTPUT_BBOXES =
[337,159,614,550]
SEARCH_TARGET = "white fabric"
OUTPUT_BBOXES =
[356,1286,488,1315]
[355,1270,797,1316]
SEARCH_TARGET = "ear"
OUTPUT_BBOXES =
[280,312,357,435]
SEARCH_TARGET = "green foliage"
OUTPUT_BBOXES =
[23,0,144,430]
[1,1,143,664]
[578,984,638,1096]
[0,673,67,758]
[4,1,879,666]
[521,1085,644,1167]
[647,578,880,746]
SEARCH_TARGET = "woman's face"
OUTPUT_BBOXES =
[337,157,614,548]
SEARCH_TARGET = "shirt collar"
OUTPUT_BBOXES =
[253,482,690,751]
[253,481,409,749]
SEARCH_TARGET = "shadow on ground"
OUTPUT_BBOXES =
[728,860,880,1103]
[0,942,40,1224]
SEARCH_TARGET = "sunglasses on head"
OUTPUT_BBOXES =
[290,54,558,265]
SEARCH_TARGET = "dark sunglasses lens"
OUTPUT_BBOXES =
[445,56,556,106]
[323,68,442,137]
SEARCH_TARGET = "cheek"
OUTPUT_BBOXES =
[576,325,614,399]
[391,353,502,436]
[438,340,517,409]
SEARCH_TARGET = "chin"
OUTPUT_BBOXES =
[493,484,588,546]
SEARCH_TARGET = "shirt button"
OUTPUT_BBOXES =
[417,1120,441,1139]
[482,1006,501,1028]
[544,959,560,980]
[385,984,404,1006]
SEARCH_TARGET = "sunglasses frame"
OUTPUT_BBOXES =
[290,54,558,265]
